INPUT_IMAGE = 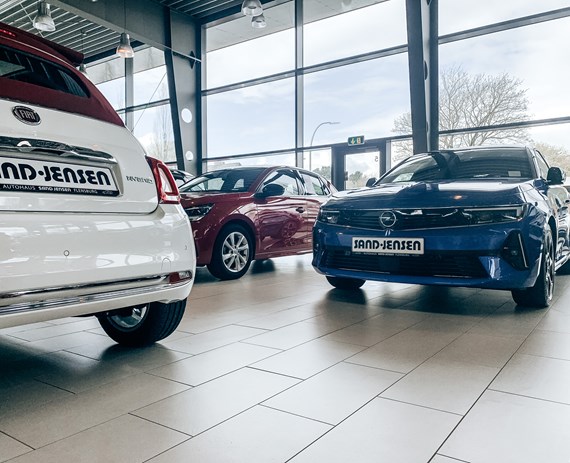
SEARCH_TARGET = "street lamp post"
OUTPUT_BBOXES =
[308,121,339,171]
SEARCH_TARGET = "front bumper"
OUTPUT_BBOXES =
[312,219,543,290]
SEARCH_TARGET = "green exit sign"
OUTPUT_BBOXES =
[348,135,365,146]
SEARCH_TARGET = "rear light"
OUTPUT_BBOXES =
[146,156,180,205]
[168,270,193,284]
[501,231,529,270]
[0,29,16,38]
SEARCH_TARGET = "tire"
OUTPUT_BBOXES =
[98,300,186,347]
[207,224,253,280]
[511,228,555,308]
[326,276,366,290]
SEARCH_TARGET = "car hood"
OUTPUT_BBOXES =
[327,180,531,209]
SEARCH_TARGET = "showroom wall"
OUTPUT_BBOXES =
[88,0,570,178]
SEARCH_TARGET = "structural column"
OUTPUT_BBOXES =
[405,0,439,153]
[164,9,200,174]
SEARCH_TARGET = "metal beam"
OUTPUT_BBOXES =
[405,0,438,153]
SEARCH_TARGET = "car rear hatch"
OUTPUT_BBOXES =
[0,24,158,214]
[0,101,158,214]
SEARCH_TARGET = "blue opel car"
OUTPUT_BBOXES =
[312,146,570,307]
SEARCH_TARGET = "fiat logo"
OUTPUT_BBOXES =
[12,106,41,125]
[379,211,397,228]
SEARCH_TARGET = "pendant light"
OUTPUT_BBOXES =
[116,32,134,58]
[116,0,134,58]
[33,1,55,32]
[251,13,267,29]
[241,0,262,17]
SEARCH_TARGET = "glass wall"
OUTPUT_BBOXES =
[206,79,295,157]
[89,56,125,110]
[205,1,295,89]
[304,53,410,146]
[439,0,570,35]
[202,0,411,173]
[89,46,176,163]
[303,0,407,66]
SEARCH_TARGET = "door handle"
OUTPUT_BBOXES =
[296,207,305,213]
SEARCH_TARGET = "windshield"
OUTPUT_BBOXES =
[180,168,265,193]
[380,149,534,184]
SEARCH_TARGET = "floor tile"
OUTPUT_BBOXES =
[67,342,191,369]
[321,310,428,347]
[7,415,188,463]
[346,328,460,374]
[429,456,467,463]
[440,390,570,463]
[490,353,570,404]
[0,373,189,448]
[381,357,499,415]
[535,308,570,334]
[0,433,31,463]
[24,331,108,354]
[264,362,402,424]
[133,367,299,436]
[467,307,545,340]
[162,325,266,354]
[518,329,570,361]
[289,397,460,463]
[433,332,523,368]
[252,339,365,379]
[149,342,280,386]
[7,319,101,342]
[147,405,330,463]
[0,380,73,417]
[33,351,142,393]
[237,306,320,330]
[244,321,335,350]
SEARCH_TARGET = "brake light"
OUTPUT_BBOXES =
[146,156,180,205]
[0,29,16,38]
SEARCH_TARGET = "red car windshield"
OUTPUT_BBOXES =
[181,168,266,193]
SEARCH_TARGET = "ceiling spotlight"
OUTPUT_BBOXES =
[251,13,267,28]
[242,0,262,16]
[116,32,134,58]
[33,1,55,32]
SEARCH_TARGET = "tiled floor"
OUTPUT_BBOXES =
[2,254,570,462]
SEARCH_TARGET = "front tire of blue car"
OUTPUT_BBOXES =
[511,228,554,308]
[326,276,366,290]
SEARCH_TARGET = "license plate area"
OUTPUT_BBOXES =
[352,237,424,255]
[0,156,119,196]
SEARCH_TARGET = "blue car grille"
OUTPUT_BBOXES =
[323,250,488,278]
[338,208,469,231]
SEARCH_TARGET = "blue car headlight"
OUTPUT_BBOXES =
[463,205,527,225]
[318,209,340,224]
[184,203,214,221]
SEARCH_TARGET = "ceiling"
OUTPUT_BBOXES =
[0,0,383,60]
[0,0,245,60]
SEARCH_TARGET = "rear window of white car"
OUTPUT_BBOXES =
[0,45,88,98]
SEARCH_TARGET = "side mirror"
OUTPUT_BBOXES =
[255,183,285,198]
[547,166,565,185]
[365,178,377,188]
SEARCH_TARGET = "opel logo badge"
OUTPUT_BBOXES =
[12,106,41,125]
[379,211,397,228]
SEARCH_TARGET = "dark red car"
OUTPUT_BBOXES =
[180,166,336,279]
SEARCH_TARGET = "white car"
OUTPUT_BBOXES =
[0,23,196,346]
